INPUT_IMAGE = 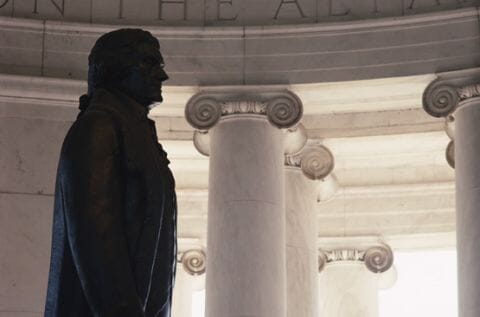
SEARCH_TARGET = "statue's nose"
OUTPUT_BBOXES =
[157,68,169,82]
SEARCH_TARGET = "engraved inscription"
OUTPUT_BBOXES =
[33,0,65,15]
[217,0,238,21]
[7,0,475,23]
[274,0,306,19]
[158,0,187,20]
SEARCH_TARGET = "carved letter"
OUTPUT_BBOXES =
[159,0,187,20]
[328,0,350,16]
[274,0,306,19]
[50,0,65,15]
[217,0,238,21]
[408,0,440,10]
[33,0,65,15]
[0,0,9,9]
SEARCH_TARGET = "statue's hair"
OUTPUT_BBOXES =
[79,28,159,114]
[87,28,159,94]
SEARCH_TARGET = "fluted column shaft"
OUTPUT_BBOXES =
[455,97,480,317]
[285,168,319,317]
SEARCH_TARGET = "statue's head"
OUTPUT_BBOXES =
[87,28,168,107]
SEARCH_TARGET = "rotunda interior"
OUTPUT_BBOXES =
[1,0,478,316]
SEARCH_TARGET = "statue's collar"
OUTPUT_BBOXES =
[90,88,150,121]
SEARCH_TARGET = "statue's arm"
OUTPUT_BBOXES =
[60,111,144,316]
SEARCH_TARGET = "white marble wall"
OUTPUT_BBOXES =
[0,193,53,317]
[0,109,73,316]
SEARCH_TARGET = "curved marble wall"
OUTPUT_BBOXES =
[1,7,479,85]
[0,0,478,26]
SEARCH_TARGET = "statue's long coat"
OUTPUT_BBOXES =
[44,89,177,317]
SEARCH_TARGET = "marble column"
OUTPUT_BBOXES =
[185,90,303,317]
[422,70,480,317]
[455,94,480,317]
[318,242,395,317]
[172,249,206,317]
[284,143,334,317]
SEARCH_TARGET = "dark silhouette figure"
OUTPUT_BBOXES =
[44,29,176,317]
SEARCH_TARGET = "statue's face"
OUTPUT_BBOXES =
[121,41,169,107]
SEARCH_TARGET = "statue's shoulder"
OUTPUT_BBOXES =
[59,109,121,161]
[76,91,125,130]
[67,109,118,143]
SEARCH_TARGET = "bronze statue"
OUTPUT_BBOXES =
[44,29,176,317]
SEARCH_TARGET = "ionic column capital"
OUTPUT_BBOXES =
[185,90,303,131]
[423,68,480,169]
[423,68,480,118]
[177,249,207,276]
[318,237,394,275]
[188,90,304,156]
[285,144,335,181]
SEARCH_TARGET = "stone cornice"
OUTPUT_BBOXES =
[185,90,303,130]
[0,72,435,116]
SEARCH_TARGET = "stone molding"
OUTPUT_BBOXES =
[185,90,303,131]
[177,249,207,276]
[285,144,334,180]
[318,244,394,274]
[422,68,480,169]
